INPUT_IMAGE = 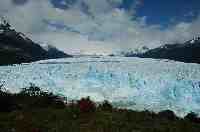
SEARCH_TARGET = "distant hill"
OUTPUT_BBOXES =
[0,19,72,65]
[42,44,72,59]
[126,37,200,64]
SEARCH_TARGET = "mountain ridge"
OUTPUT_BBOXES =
[0,19,72,65]
[125,37,200,64]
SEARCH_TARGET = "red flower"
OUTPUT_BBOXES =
[78,97,96,112]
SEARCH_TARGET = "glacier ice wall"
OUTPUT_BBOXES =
[0,57,200,116]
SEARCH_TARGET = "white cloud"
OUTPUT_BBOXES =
[0,0,200,55]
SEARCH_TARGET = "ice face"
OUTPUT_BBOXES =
[0,57,200,117]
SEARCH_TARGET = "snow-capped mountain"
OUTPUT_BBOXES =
[0,19,72,65]
[126,37,200,64]
[120,46,150,57]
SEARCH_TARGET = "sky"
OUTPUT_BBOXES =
[0,0,200,55]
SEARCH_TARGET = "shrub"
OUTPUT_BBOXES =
[77,97,96,113]
[0,86,16,112]
[158,110,177,120]
[184,112,200,123]
[18,85,65,109]
[19,83,44,96]
[98,100,113,111]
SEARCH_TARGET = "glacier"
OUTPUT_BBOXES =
[1,56,200,116]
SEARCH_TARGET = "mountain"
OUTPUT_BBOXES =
[120,46,150,57]
[42,44,72,59]
[126,37,200,64]
[0,19,72,65]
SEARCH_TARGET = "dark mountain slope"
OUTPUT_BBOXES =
[42,44,70,59]
[126,37,200,64]
[0,20,72,65]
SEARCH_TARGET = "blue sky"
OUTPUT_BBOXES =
[0,0,200,54]
[135,0,200,27]
[50,0,200,27]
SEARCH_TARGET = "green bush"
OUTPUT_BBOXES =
[184,112,200,123]
[0,90,15,112]
[98,100,113,111]
[158,110,178,120]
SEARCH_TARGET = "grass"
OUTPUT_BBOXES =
[0,85,200,132]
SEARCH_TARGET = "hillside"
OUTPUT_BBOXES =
[0,20,72,65]
[126,37,200,64]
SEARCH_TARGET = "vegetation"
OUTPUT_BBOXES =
[0,85,200,132]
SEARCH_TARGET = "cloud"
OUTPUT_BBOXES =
[0,0,200,55]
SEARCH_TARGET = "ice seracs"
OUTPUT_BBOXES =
[0,56,200,117]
